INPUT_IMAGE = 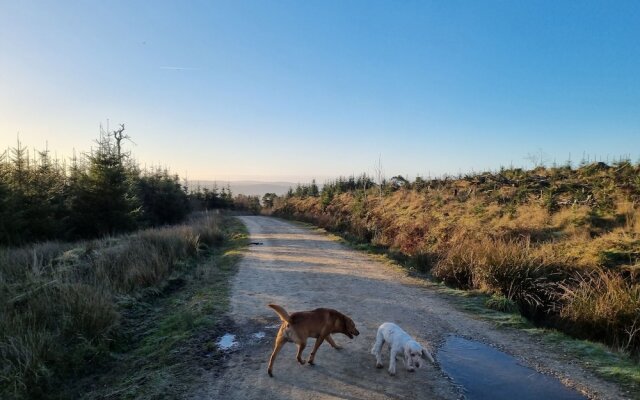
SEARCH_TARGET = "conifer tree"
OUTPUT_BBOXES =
[68,131,139,237]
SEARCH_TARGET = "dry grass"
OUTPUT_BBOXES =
[271,164,640,356]
[0,214,225,399]
[561,269,640,353]
[432,236,577,318]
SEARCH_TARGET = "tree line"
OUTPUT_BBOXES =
[0,125,259,246]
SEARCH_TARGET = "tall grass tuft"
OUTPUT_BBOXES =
[433,236,575,317]
[561,269,640,353]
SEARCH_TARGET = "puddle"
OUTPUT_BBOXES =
[438,336,586,400]
[252,331,266,340]
[265,324,281,329]
[216,333,238,350]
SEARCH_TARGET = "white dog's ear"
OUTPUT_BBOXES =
[404,345,411,359]
[421,348,435,363]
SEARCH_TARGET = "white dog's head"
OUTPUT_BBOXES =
[404,340,434,370]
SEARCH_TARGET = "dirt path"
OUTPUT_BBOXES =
[191,216,627,400]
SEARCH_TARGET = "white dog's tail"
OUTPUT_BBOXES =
[268,304,291,323]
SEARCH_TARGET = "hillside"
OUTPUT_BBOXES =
[270,161,640,356]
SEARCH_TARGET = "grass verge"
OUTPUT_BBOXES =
[0,213,248,400]
[296,220,640,396]
[70,216,248,399]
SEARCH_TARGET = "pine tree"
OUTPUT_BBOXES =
[68,132,140,237]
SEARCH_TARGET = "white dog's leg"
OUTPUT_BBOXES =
[388,346,400,376]
[371,328,385,368]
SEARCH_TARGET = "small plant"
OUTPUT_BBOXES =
[485,294,518,313]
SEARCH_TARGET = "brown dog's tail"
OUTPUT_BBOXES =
[268,304,291,323]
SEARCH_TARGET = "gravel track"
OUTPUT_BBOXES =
[191,216,626,400]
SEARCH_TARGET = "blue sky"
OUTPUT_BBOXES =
[1,1,639,181]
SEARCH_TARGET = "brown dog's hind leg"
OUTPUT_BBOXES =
[326,335,342,350]
[296,340,307,365]
[267,335,287,377]
[307,336,326,365]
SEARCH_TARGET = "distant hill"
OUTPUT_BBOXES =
[188,180,297,196]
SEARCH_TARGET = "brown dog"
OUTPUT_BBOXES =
[267,304,360,377]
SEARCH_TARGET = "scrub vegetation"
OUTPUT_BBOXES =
[0,213,247,399]
[268,160,640,358]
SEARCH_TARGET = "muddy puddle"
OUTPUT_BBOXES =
[438,336,586,400]
[216,330,268,351]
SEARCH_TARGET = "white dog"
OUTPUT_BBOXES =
[371,322,434,376]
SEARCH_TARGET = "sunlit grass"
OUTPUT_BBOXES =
[272,163,640,357]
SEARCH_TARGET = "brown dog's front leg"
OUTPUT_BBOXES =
[296,341,307,365]
[307,336,326,365]
[326,335,342,350]
[267,335,287,377]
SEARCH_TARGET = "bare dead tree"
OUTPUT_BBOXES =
[112,124,131,158]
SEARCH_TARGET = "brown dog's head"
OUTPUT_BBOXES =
[341,314,360,339]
